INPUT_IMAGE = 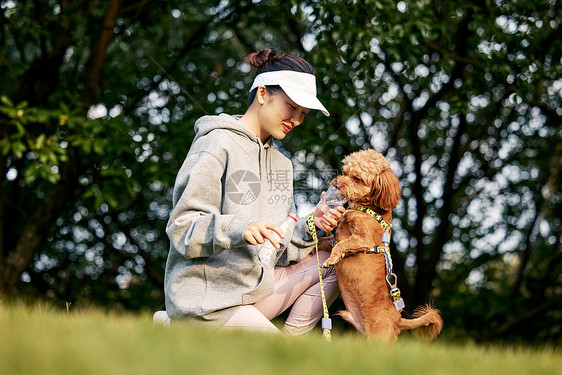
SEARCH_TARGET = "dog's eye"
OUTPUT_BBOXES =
[353,177,362,183]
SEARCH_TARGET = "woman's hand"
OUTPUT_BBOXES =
[314,205,345,233]
[244,221,284,248]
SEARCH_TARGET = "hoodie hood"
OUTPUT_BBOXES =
[193,113,272,147]
[192,113,273,182]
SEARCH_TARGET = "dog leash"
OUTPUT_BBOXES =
[354,207,405,313]
[307,212,332,342]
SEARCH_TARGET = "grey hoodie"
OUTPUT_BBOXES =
[164,113,316,326]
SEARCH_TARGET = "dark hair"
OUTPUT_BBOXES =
[246,49,316,108]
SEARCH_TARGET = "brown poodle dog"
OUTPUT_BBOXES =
[318,149,443,341]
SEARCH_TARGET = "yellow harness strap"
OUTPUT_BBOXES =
[354,207,391,230]
[307,212,332,342]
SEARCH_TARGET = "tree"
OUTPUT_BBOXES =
[1,0,560,343]
[293,0,561,342]
[0,0,310,307]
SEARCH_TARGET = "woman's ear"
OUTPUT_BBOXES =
[256,85,267,105]
[370,169,401,211]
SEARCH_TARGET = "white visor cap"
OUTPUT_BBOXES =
[249,70,330,116]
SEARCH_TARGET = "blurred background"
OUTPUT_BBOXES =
[0,0,560,345]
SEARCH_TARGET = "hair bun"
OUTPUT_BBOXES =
[246,49,277,69]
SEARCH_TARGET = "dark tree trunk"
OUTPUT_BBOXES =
[81,0,122,105]
[15,1,72,105]
[0,160,79,295]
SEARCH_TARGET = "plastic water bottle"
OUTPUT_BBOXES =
[316,185,347,218]
[258,213,298,268]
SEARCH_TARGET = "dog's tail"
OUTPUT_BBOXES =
[398,304,443,340]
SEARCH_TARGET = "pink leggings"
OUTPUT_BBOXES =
[222,252,339,335]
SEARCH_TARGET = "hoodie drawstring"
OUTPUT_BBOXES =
[265,145,272,186]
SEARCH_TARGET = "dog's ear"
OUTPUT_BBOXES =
[370,168,401,211]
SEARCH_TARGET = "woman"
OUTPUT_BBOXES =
[163,49,344,334]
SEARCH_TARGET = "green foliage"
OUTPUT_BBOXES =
[294,0,562,343]
[0,96,66,183]
[0,0,560,344]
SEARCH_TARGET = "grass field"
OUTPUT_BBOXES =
[0,302,560,375]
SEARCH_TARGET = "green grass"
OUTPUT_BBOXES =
[0,302,560,375]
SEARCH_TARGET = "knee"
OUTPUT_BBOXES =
[316,252,338,279]
[323,265,337,279]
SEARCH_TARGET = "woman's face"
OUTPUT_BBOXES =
[258,87,309,140]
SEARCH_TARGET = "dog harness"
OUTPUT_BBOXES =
[353,207,405,313]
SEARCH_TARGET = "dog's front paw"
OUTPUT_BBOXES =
[322,254,340,268]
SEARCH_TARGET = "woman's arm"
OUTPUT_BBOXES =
[166,151,250,259]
